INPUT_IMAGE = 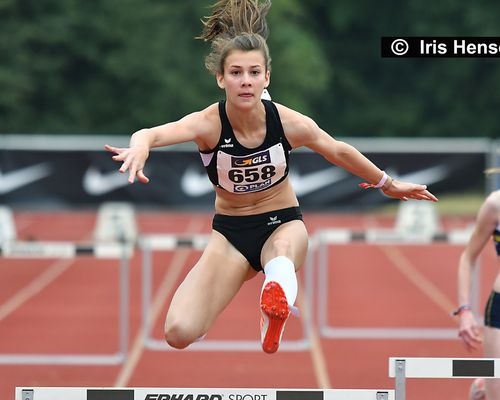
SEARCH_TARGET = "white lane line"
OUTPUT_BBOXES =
[0,259,74,322]
[380,245,456,320]
[299,289,331,388]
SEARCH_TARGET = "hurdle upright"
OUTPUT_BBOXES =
[389,357,500,400]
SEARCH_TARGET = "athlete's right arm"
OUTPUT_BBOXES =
[105,105,218,183]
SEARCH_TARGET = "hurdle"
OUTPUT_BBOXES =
[316,201,478,340]
[0,202,136,365]
[389,357,500,400]
[139,234,314,351]
[15,387,395,400]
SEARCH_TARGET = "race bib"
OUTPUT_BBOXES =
[216,143,287,193]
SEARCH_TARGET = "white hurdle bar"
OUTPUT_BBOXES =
[316,227,476,340]
[389,357,500,400]
[139,234,314,352]
[15,387,395,400]
[0,240,132,365]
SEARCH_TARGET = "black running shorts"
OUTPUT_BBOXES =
[212,206,303,272]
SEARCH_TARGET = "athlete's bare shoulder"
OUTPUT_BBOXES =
[186,103,222,151]
[484,190,500,213]
[273,102,321,148]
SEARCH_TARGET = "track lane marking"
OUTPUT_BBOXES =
[0,259,74,322]
[299,289,331,388]
[0,220,94,322]
[379,245,456,321]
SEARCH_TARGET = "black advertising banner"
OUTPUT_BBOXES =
[0,144,487,210]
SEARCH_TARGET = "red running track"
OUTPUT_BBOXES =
[0,210,494,399]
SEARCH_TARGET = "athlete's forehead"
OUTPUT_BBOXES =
[224,50,266,69]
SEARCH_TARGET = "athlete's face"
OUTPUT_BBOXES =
[217,50,270,108]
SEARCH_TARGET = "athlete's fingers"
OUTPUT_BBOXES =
[119,157,132,174]
[465,335,482,351]
[137,170,150,184]
[104,144,123,154]
[459,326,483,351]
[127,163,138,183]
[112,152,127,162]
[425,191,439,202]
[412,192,435,201]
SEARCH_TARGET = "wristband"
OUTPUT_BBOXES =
[452,304,472,316]
[381,175,393,192]
[359,171,388,189]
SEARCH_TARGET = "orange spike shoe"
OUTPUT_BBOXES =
[260,281,290,354]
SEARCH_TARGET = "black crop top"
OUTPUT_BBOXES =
[198,100,292,194]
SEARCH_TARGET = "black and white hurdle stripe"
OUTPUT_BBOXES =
[0,240,133,259]
[389,357,499,400]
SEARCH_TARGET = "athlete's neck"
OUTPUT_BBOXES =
[225,100,266,138]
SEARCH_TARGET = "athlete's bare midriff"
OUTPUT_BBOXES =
[214,177,299,215]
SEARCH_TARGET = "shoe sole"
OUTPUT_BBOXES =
[260,281,289,354]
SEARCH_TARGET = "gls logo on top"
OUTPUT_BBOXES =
[231,150,270,168]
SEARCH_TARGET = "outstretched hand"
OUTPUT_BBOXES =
[104,144,150,184]
[458,311,483,352]
[382,179,438,202]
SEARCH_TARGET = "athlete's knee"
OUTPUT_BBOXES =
[164,319,197,349]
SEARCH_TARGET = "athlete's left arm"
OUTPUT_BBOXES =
[277,104,438,202]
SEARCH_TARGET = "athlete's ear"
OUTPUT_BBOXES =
[216,73,225,89]
[265,70,270,88]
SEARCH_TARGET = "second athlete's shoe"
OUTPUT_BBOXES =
[260,281,290,354]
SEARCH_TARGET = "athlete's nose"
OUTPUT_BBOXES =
[241,72,252,86]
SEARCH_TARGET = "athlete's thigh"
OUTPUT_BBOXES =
[260,219,309,270]
[166,230,255,333]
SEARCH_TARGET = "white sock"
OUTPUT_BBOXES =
[262,256,298,308]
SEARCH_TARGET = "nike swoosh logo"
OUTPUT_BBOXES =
[0,163,53,194]
[389,164,449,185]
[180,167,213,196]
[83,166,130,196]
[289,167,347,196]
